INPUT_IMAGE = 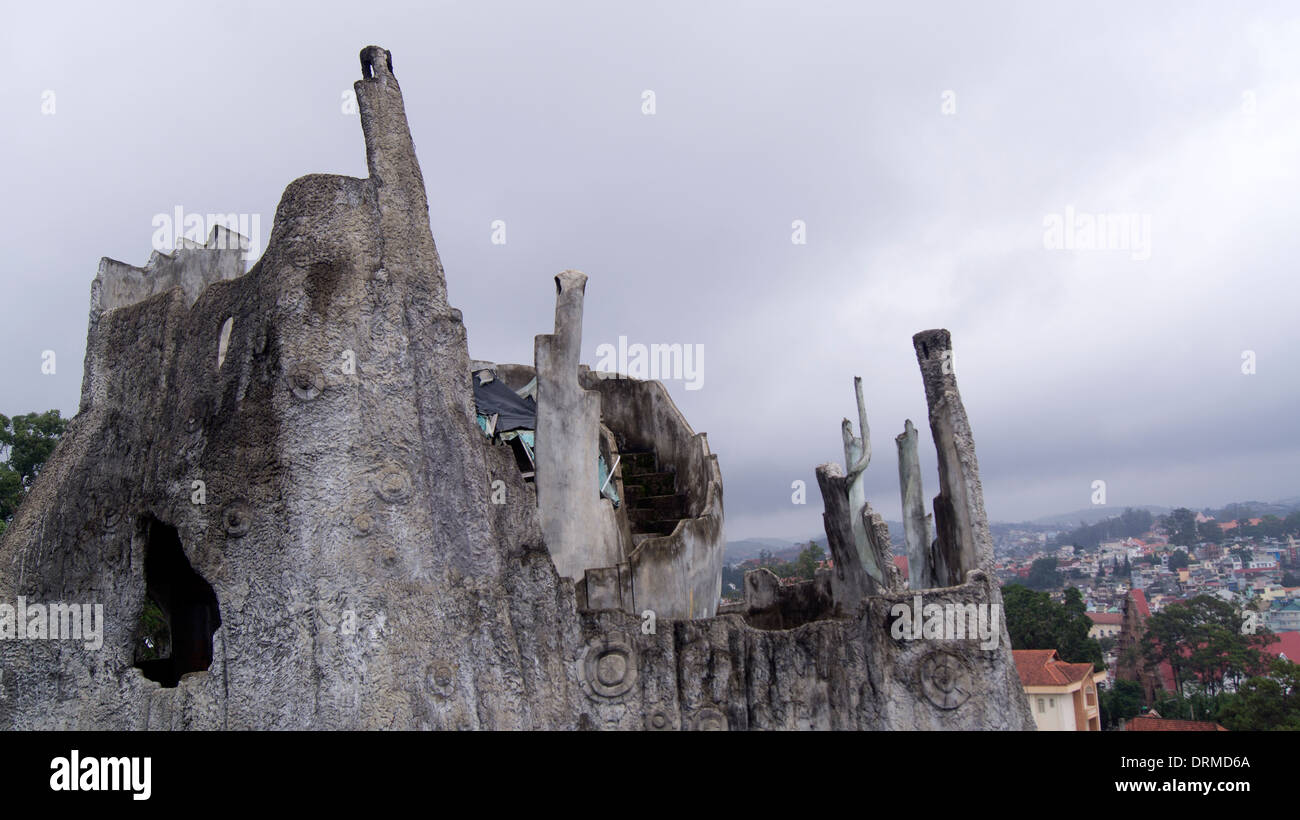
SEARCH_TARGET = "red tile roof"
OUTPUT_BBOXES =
[1125,716,1226,731]
[1013,649,1097,687]
[893,555,908,578]
[1263,632,1300,663]
[1217,518,1262,531]
[1087,612,1123,625]
[1131,588,1151,617]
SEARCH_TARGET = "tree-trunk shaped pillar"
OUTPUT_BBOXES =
[895,418,936,589]
[912,329,996,585]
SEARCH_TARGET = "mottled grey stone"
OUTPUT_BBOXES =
[896,419,935,589]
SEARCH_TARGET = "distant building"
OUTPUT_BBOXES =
[1013,649,1106,731]
[1086,611,1123,640]
[1267,604,1300,635]
[1116,589,1177,704]
[1218,518,1263,533]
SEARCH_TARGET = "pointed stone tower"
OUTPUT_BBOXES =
[0,46,565,728]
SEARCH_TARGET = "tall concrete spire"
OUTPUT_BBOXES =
[913,329,995,582]
[354,45,451,313]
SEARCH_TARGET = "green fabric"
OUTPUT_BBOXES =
[597,454,620,507]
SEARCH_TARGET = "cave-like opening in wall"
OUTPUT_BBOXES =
[133,517,221,687]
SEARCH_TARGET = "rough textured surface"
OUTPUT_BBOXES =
[815,462,885,612]
[82,228,247,412]
[478,360,725,621]
[841,377,887,583]
[534,271,626,580]
[896,419,935,589]
[914,329,996,583]
[581,369,725,620]
[0,48,1032,730]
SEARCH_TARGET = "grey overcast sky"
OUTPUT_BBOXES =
[3,1,1298,540]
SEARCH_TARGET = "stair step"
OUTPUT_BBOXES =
[627,493,687,518]
[619,451,657,475]
[632,519,681,536]
[627,506,661,526]
[621,471,675,496]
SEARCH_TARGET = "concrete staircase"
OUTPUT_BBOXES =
[619,450,688,546]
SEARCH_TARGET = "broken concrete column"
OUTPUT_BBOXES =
[912,329,995,583]
[815,462,879,611]
[841,376,887,584]
[895,419,935,589]
[535,271,626,581]
[863,505,900,589]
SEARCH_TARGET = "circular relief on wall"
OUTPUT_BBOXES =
[352,512,375,537]
[373,463,413,504]
[287,361,324,400]
[222,500,253,538]
[426,660,457,697]
[646,710,674,731]
[581,634,637,700]
[690,706,729,731]
[918,649,973,711]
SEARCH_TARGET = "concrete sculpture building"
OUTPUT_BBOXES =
[0,47,1032,730]
[471,268,726,622]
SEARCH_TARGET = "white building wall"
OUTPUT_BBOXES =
[1030,691,1079,731]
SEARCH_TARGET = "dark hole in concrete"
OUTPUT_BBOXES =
[134,518,221,687]
[506,437,535,480]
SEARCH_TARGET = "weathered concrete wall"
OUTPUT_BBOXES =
[92,227,247,317]
[581,370,724,620]
[533,272,627,581]
[550,569,1033,730]
[490,362,724,621]
[728,567,836,630]
[81,227,247,413]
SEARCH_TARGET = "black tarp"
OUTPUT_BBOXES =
[472,372,537,432]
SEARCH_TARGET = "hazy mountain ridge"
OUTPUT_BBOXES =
[726,496,1300,564]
